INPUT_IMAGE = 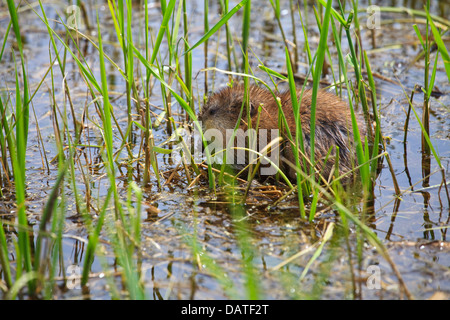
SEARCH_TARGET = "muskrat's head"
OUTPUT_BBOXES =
[199,85,271,132]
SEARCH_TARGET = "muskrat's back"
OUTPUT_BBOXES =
[199,84,366,181]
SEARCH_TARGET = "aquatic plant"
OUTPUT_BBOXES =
[0,0,448,300]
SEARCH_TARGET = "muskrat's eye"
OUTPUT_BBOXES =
[209,108,217,115]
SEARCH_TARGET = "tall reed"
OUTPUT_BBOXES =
[6,0,34,295]
[3,0,446,300]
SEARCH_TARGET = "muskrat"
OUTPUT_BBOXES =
[198,84,366,182]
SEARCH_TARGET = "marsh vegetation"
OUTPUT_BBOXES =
[0,0,449,299]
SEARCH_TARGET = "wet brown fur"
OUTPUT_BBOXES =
[199,84,366,181]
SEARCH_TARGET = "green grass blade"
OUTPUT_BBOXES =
[33,161,69,273]
[241,0,251,70]
[300,223,334,280]
[150,0,177,64]
[363,51,381,181]
[336,3,370,187]
[0,21,12,62]
[97,15,114,173]
[9,48,34,294]
[285,47,306,218]
[184,0,249,55]
[317,0,347,26]
[33,3,102,93]
[7,0,30,162]
[0,217,12,289]
[81,189,112,286]
[309,0,333,175]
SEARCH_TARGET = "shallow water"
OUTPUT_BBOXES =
[0,0,449,300]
